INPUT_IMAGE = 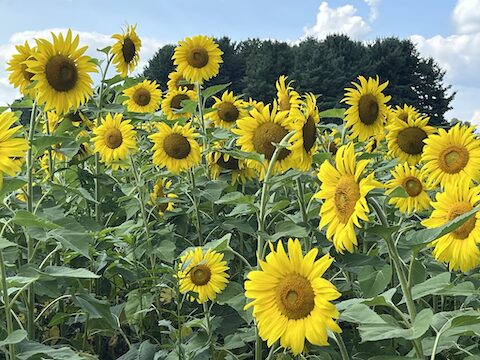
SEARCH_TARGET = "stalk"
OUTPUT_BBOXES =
[295,177,310,249]
[203,302,213,355]
[189,169,203,245]
[0,251,15,360]
[334,332,350,360]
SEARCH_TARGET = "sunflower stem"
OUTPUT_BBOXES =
[195,82,209,166]
[295,177,310,249]
[203,302,213,354]
[1,251,15,360]
[189,169,203,245]
[333,332,350,360]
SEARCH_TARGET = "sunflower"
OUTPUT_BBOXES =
[276,75,302,112]
[43,112,63,134]
[7,41,37,98]
[244,238,341,355]
[39,149,66,181]
[161,88,197,121]
[365,132,385,153]
[314,143,379,253]
[208,149,256,185]
[167,70,195,91]
[289,93,320,171]
[178,247,229,303]
[342,76,391,141]
[321,129,341,155]
[111,24,142,77]
[149,122,201,174]
[422,123,480,187]
[74,130,93,160]
[149,178,177,215]
[386,115,435,165]
[385,163,431,214]
[232,103,298,178]
[422,182,480,272]
[26,30,96,115]
[91,113,137,170]
[65,109,93,129]
[0,112,29,188]
[123,80,162,113]
[208,90,248,128]
[172,35,223,84]
[247,98,266,114]
[392,104,419,122]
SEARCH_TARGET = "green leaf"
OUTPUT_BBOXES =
[204,234,231,252]
[387,185,409,198]
[0,237,17,250]
[17,341,84,360]
[155,240,176,263]
[105,74,125,86]
[97,45,112,54]
[271,221,309,241]
[0,329,27,347]
[368,225,401,240]
[215,192,254,205]
[50,220,92,259]
[358,264,392,297]
[410,273,451,301]
[216,281,252,323]
[124,289,154,326]
[319,108,345,119]
[40,266,99,279]
[202,83,231,99]
[12,210,60,230]
[72,293,117,329]
[0,177,27,198]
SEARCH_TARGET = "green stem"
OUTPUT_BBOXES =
[189,169,203,245]
[1,251,15,360]
[333,332,349,360]
[203,302,213,353]
[195,82,207,152]
[295,177,310,249]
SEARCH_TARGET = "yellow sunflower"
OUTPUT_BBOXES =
[0,112,29,188]
[385,163,431,214]
[289,93,320,171]
[111,24,142,77]
[74,130,93,161]
[65,109,93,129]
[167,70,195,91]
[392,104,420,122]
[172,35,223,84]
[232,103,298,178]
[207,149,256,185]
[386,115,435,165]
[208,90,248,128]
[244,238,341,355]
[123,80,162,113]
[422,182,480,272]
[365,132,385,153]
[39,149,66,181]
[342,76,391,141]
[26,30,96,115]
[91,113,137,170]
[7,41,37,98]
[178,247,229,303]
[149,122,201,174]
[321,129,341,155]
[276,75,302,112]
[43,112,63,134]
[161,88,197,121]
[149,178,177,215]
[314,143,379,253]
[247,98,266,114]
[422,123,480,187]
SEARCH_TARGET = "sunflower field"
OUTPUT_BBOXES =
[1,26,480,360]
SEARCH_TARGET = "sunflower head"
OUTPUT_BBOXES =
[208,90,247,128]
[208,147,256,184]
[123,79,162,113]
[172,35,223,84]
[393,104,420,122]
[161,88,197,121]
[0,112,29,185]
[167,70,195,91]
[149,178,177,215]
[43,111,63,134]
[7,41,37,98]
[111,24,142,77]
[275,75,302,112]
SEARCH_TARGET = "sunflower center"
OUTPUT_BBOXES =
[190,265,211,286]
[398,111,408,122]
[279,95,291,111]
[122,38,136,63]
[334,175,360,223]
[67,111,83,124]
[396,127,427,155]
[218,102,240,123]
[163,133,191,159]
[302,116,317,152]
[104,128,123,149]
[187,47,209,68]
[171,94,189,110]
[358,94,379,125]
[21,63,34,82]
[45,55,78,92]
[217,155,240,170]
[438,145,469,174]
[176,77,195,91]
[252,122,290,160]
[133,88,151,106]
[403,176,423,197]
[448,202,476,239]
[275,273,315,320]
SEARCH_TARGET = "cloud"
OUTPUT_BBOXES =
[473,109,480,125]
[364,0,381,21]
[453,0,480,34]
[303,2,371,40]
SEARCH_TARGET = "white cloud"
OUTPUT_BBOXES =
[303,2,371,40]
[453,0,480,34]
[472,109,480,125]
[364,0,381,21]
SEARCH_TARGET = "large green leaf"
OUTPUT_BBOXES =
[358,264,392,297]
[0,329,27,347]
[12,210,60,230]
[40,266,99,279]
[72,293,117,329]
[410,273,451,301]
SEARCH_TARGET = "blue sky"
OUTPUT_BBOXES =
[1,0,479,122]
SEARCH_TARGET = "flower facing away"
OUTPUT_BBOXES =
[149,122,201,174]
[392,104,420,122]
[208,90,248,128]
[7,41,37,98]
[161,88,197,121]
[123,79,162,113]
[422,182,480,272]
[25,30,97,115]
[244,238,341,355]
[111,24,142,77]
[91,113,137,170]
[422,123,480,188]
[207,149,256,185]
[314,143,380,253]
[385,163,431,214]
[178,247,229,303]
[342,76,391,142]
[149,178,177,215]
[172,35,223,84]
[167,70,195,91]
[276,75,302,112]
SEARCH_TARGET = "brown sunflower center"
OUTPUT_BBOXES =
[21,63,34,82]
[171,94,189,110]
[403,176,423,197]
[334,175,360,223]
[217,155,240,170]
[438,145,469,174]
[448,202,476,239]
[163,133,191,159]
[279,94,291,111]
[122,38,136,63]
[45,55,78,92]
[358,94,379,125]
[133,88,151,106]
[398,111,408,122]
[104,128,123,149]
[67,111,83,124]
[187,47,209,68]
[396,127,427,155]
[303,116,317,152]
[190,264,211,286]
[276,273,315,320]
[252,122,290,160]
[176,77,195,91]
[217,102,240,123]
